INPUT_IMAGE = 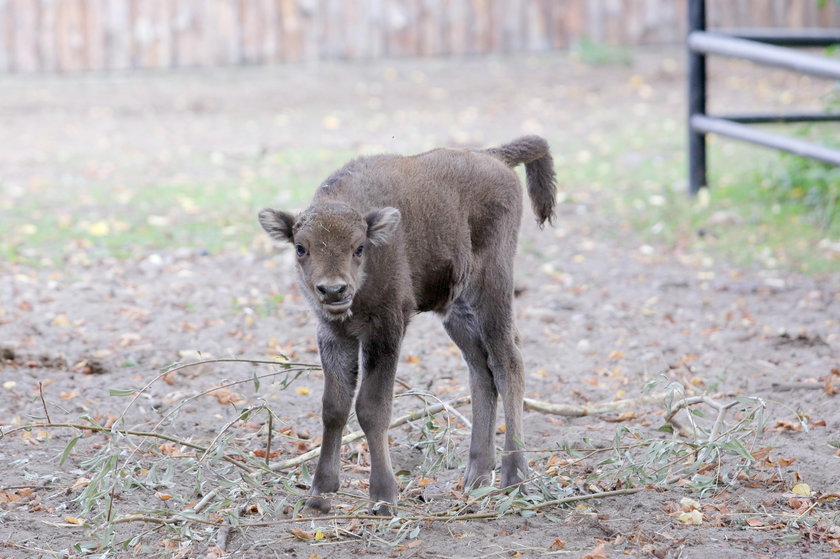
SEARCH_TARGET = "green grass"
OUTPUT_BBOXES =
[548,119,840,275]
[2,118,837,275]
[570,37,634,66]
[1,148,355,266]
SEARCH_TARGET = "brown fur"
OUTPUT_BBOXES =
[259,136,556,515]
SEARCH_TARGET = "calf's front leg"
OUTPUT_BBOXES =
[306,327,358,513]
[356,331,403,515]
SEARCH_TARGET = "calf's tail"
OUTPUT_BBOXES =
[485,135,557,226]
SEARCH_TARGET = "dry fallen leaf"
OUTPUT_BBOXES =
[252,449,280,458]
[678,510,703,525]
[679,497,701,512]
[583,542,608,559]
[394,540,422,552]
[87,220,110,236]
[203,545,226,559]
[788,497,811,512]
[792,483,812,497]
[64,516,86,526]
[602,411,637,423]
[70,476,91,490]
[158,443,187,457]
[210,388,246,405]
[824,377,838,395]
[774,420,803,432]
[0,490,22,504]
[295,386,311,396]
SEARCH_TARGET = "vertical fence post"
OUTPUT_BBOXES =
[688,0,707,195]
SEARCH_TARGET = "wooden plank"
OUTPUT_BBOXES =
[277,0,302,63]
[103,0,131,70]
[6,0,840,74]
[546,0,562,49]
[320,0,341,60]
[299,0,318,61]
[269,0,284,62]
[259,0,277,62]
[11,0,39,72]
[566,0,589,46]
[84,0,106,72]
[603,0,623,45]
[137,0,173,69]
[417,0,438,56]
[468,0,489,53]
[172,0,202,68]
[38,0,57,73]
[447,0,465,55]
[346,0,364,60]
[241,0,271,64]
[206,0,240,66]
[56,0,85,72]
[0,0,9,72]
[528,0,549,51]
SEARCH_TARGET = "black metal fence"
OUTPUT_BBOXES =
[687,0,840,195]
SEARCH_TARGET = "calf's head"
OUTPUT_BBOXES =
[258,202,401,319]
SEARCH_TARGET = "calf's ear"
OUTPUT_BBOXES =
[365,207,401,246]
[258,208,296,243]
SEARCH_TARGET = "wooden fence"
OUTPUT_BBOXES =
[1,0,838,73]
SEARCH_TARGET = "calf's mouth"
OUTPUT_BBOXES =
[322,295,353,315]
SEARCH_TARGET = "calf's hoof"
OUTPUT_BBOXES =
[369,501,394,516]
[368,476,397,516]
[463,460,493,490]
[501,458,528,490]
[305,495,332,514]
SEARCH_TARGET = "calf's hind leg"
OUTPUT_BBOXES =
[443,298,498,489]
[472,271,528,488]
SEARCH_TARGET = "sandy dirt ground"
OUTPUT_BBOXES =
[1,49,838,558]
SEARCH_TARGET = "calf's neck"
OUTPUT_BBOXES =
[259,136,556,515]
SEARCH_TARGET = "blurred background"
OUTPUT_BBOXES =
[1,0,838,272]
[1,1,838,71]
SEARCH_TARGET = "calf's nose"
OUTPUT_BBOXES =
[316,283,348,301]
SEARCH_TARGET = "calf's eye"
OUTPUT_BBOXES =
[295,244,306,257]
[354,245,364,257]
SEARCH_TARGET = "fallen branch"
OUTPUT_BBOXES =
[111,485,653,527]
[270,396,471,471]
[521,486,647,510]
[0,422,254,474]
[270,391,682,471]
[769,382,824,392]
[523,392,671,417]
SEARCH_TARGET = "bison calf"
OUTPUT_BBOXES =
[259,136,556,515]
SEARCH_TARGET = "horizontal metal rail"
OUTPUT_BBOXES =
[691,115,840,166]
[724,27,840,47]
[722,113,840,124]
[688,31,840,80]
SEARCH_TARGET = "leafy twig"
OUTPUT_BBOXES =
[270,396,471,471]
[1,422,254,474]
